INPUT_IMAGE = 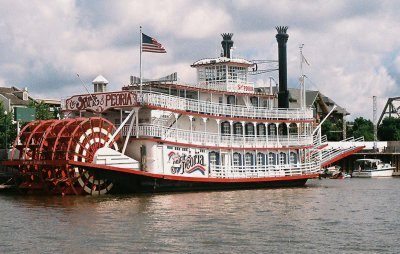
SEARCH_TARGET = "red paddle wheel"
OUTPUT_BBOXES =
[9,117,120,195]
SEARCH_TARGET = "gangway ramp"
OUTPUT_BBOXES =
[318,137,366,168]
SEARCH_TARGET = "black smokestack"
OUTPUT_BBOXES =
[276,26,289,108]
[221,33,234,58]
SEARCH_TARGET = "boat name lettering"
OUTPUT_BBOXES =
[168,152,206,175]
[105,93,134,107]
[65,91,137,112]
[237,84,254,92]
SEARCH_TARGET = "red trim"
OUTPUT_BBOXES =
[144,105,315,123]
[1,159,319,183]
[69,160,319,183]
[318,143,329,150]
[130,137,313,151]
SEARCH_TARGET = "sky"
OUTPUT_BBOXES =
[1,0,400,120]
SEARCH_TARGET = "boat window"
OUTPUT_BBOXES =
[257,152,266,165]
[245,153,254,166]
[257,123,266,136]
[250,96,258,107]
[221,121,230,135]
[290,152,297,164]
[205,67,215,83]
[228,66,238,82]
[234,122,243,135]
[245,123,254,136]
[209,151,220,166]
[278,124,288,135]
[280,152,287,165]
[289,123,298,135]
[268,152,276,165]
[215,65,226,83]
[268,124,276,136]
[262,99,269,108]
[227,95,236,105]
[233,153,241,166]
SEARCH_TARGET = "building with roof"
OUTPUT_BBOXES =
[0,86,61,120]
[0,86,33,112]
[255,86,349,140]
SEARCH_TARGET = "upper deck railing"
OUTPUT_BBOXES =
[139,90,314,121]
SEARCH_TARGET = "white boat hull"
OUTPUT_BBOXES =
[352,168,394,178]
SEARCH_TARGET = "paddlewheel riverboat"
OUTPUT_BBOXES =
[1,27,326,195]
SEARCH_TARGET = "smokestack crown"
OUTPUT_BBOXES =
[221,33,234,58]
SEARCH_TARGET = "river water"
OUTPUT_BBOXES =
[0,178,399,253]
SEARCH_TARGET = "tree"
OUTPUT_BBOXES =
[28,101,55,120]
[377,117,400,141]
[321,119,342,141]
[0,102,17,149]
[347,117,374,141]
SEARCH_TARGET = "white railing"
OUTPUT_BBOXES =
[209,161,320,178]
[122,124,314,148]
[139,91,314,120]
[319,136,365,165]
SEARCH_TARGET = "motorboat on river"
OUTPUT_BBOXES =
[352,159,394,178]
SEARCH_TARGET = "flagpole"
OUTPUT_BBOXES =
[140,26,143,99]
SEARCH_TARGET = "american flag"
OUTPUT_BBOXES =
[142,33,166,53]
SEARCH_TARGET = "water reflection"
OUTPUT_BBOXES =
[1,179,400,253]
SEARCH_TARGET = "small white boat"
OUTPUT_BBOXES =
[352,159,394,177]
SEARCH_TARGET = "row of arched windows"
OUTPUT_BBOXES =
[220,122,300,136]
[209,151,298,167]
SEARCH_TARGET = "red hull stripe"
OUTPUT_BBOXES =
[0,160,319,183]
[68,160,319,183]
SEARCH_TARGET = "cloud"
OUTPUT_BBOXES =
[1,0,400,120]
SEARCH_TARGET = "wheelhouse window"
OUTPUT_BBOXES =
[198,65,227,88]
[228,66,247,83]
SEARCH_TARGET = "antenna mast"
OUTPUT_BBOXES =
[373,96,378,150]
[299,44,306,109]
